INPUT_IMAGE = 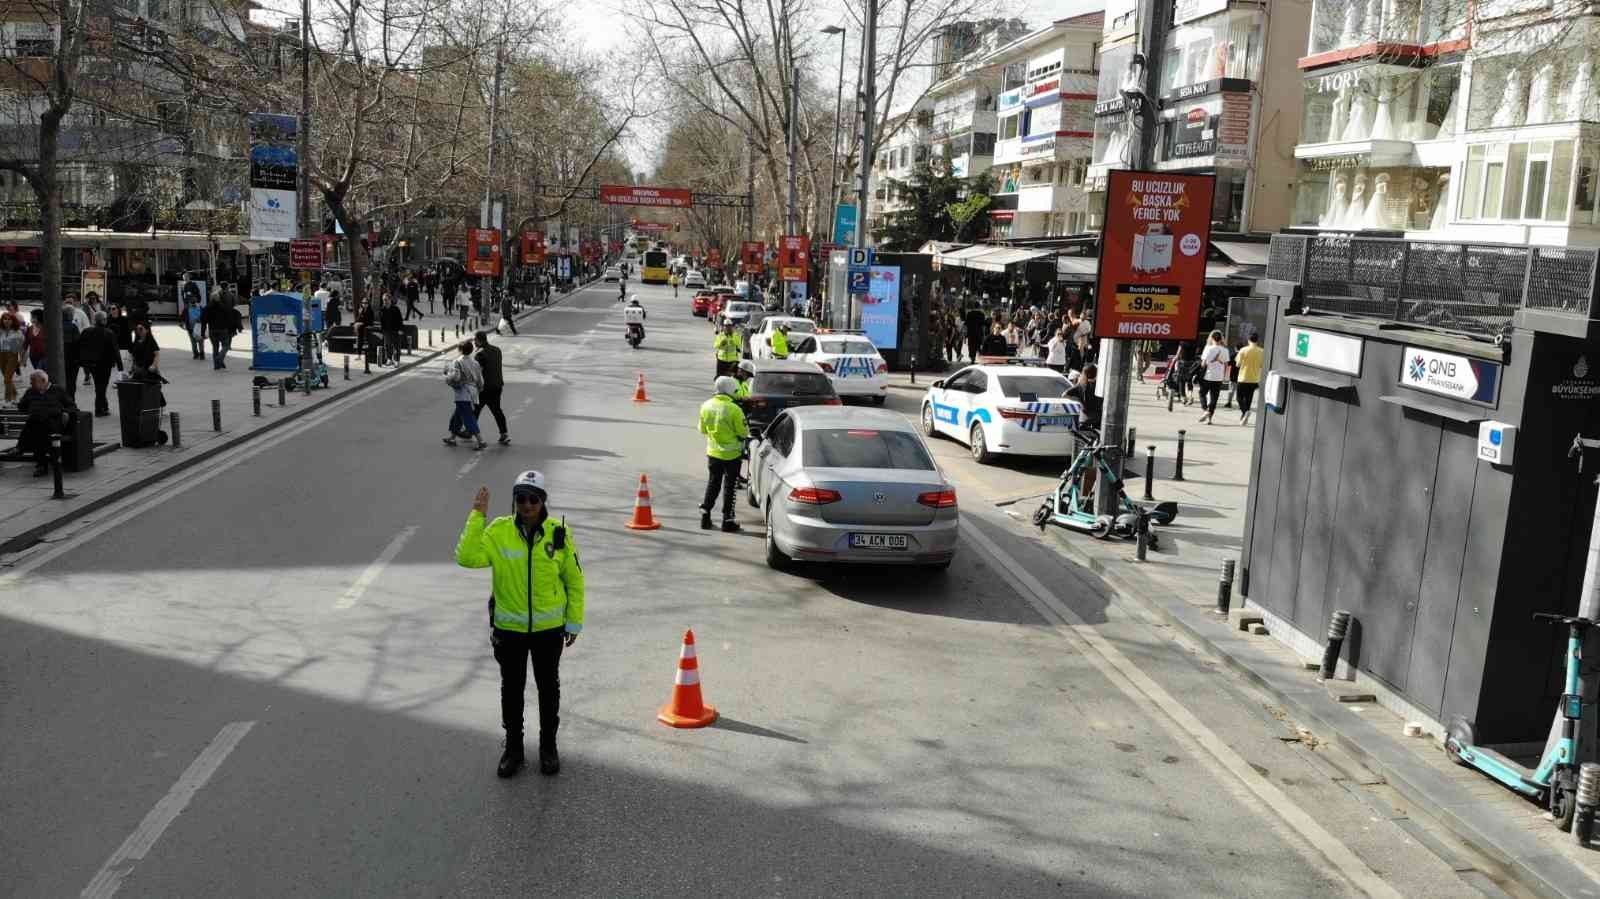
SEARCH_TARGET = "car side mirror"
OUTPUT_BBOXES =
[931,379,944,388]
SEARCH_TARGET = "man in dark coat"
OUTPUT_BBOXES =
[16,370,75,475]
[76,311,123,416]
[380,297,405,365]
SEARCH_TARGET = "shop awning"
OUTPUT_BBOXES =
[1212,240,1271,267]
[0,229,265,252]
[1056,256,1098,282]
[960,246,1054,273]
[934,244,993,268]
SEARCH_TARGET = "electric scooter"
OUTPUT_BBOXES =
[1033,428,1178,542]
[1446,612,1598,831]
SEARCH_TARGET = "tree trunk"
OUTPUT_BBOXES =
[38,124,64,388]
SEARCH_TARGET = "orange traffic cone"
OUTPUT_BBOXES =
[625,474,663,530]
[658,629,717,728]
[633,372,650,403]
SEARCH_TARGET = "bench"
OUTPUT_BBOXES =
[0,407,115,472]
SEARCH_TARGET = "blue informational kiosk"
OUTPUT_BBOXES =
[250,292,323,371]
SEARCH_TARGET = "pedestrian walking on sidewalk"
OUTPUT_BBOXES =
[181,278,206,361]
[457,470,584,777]
[203,298,235,369]
[698,376,749,533]
[77,312,121,416]
[0,310,23,403]
[443,341,487,450]
[1198,330,1229,424]
[381,296,404,365]
[108,305,132,370]
[15,370,74,476]
[1234,333,1264,425]
[473,330,509,445]
[403,274,423,321]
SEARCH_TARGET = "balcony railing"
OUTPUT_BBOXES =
[1266,233,1600,338]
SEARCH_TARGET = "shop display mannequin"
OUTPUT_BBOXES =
[1430,172,1450,231]
[1348,174,1369,228]
[1362,172,1391,228]
[1491,68,1524,129]
[1343,84,1375,142]
[1339,0,1365,48]
[1527,58,1558,125]
[1568,53,1597,122]
[1327,85,1351,143]
[1370,76,1397,140]
[1322,173,1350,227]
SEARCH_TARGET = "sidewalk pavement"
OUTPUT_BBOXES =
[891,367,1600,898]
[0,288,587,556]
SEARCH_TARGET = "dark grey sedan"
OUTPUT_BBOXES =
[748,406,958,572]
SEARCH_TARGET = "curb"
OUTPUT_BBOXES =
[1040,527,1600,899]
[0,282,597,557]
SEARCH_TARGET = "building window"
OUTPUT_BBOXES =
[1160,8,1265,96]
[1458,139,1579,222]
[1300,63,1460,145]
[1468,51,1597,131]
[1003,62,1026,90]
[972,132,997,156]
[1000,112,1020,141]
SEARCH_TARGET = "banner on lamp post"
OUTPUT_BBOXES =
[778,235,810,282]
[247,113,298,242]
[1093,169,1216,341]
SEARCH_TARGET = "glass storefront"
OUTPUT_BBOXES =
[1160,8,1265,95]
[1307,0,1466,56]
[1467,51,1600,130]
[1293,161,1451,229]
[1092,116,1135,167]
[1300,62,1459,145]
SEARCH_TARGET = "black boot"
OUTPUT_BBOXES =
[721,519,742,534]
[700,511,714,530]
[497,739,524,778]
[539,744,560,776]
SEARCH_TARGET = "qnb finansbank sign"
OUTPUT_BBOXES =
[1398,345,1501,407]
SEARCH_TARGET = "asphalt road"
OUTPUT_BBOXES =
[0,278,1512,897]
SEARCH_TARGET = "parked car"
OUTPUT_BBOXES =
[790,330,889,404]
[750,316,818,360]
[691,290,716,317]
[749,405,957,571]
[683,269,707,288]
[603,265,623,282]
[719,301,764,331]
[740,358,841,433]
[920,363,1082,464]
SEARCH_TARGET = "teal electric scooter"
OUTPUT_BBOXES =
[1445,612,1597,831]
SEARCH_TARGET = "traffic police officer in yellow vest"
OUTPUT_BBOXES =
[457,470,585,778]
[714,319,742,377]
[699,376,749,532]
[734,359,754,399]
[770,322,791,360]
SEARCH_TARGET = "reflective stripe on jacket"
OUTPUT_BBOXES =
[699,393,748,461]
[714,332,743,362]
[456,511,585,634]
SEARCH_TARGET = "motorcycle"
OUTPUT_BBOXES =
[626,322,645,349]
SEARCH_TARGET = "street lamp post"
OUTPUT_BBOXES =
[821,25,846,243]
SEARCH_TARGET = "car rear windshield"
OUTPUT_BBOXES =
[784,320,817,332]
[818,339,877,355]
[801,428,935,470]
[754,372,835,396]
[996,374,1072,398]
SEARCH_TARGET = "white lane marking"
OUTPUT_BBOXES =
[456,450,486,479]
[334,526,419,610]
[959,522,1403,899]
[80,721,255,899]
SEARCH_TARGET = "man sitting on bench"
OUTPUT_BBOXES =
[16,370,75,477]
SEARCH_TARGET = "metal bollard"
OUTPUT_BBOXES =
[364,351,371,375]
[1126,426,1137,461]
[428,330,433,348]
[253,386,262,417]
[910,356,917,385]
[278,382,287,407]
[1320,610,1353,680]
[50,435,65,499]
[211,399,221,432]
[1144,445,1156,501]
[1576,763,1600,845]
[1135,509,1150,562]
[344,355,350,380]
[169,411,181,448]
[1174,430,1186,481]
[1215,559,1236,616]
[1167,387,1175,412]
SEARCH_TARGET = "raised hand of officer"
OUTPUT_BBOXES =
[473,486,490,516]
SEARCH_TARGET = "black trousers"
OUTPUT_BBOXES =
[1199,380,1222,414]
[966,333,981,361]
[475,386,508,435]
[1237,382,1258,414]
[17,420,53,469]
[493,627,564,747]
[64,359,80,399]
[701,455,739,520]
[90,362,114,414]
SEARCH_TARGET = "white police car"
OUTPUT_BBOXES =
[920,363,1083,463]
[790,330,889,405]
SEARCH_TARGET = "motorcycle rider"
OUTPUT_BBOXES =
[458,471,585,778]
[698,376,748,533]
[623,296,647,345]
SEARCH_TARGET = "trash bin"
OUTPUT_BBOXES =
[114,379,162,448]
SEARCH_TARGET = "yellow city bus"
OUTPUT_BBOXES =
[641,249,670,284]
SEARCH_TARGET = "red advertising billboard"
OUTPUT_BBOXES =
[467,228,503,277]
[289,238,322,270]
[741,241,765,272]
[600,185,693,208]
[1094,170,1215,341]
[609,241,622,255]
[633,221,670,233]
[778,235,810,282]
[706,247,723,267]
[521,231,545,265]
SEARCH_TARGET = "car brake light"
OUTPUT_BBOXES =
[817,361,835,372]
[917,489,958,508]
[876,362,888,373]
[789,487,842,504]
[824,398,842,405]
[998,408,1037,422]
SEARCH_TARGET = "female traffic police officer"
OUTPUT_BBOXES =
[457,471,585,778]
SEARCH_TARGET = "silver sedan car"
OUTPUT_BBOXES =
[748,406,958,571]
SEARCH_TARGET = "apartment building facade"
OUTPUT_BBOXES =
[1087,0,1310,233]
[1289,0,1600,246]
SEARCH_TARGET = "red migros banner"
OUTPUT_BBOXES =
[601,185,692,208]
[467,228,502,277]
[1094,170,1215,341]
[778,235,809,282]
[521,231,545,265]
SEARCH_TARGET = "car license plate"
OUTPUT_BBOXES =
[1038,415,1072,427]
[850,533,908,550]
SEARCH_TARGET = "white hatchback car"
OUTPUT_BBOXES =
[920,364,1084,463]
[683,270,707,288]
[791,331,888,404]
[750,316,818,360]
[603,265,622,282]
